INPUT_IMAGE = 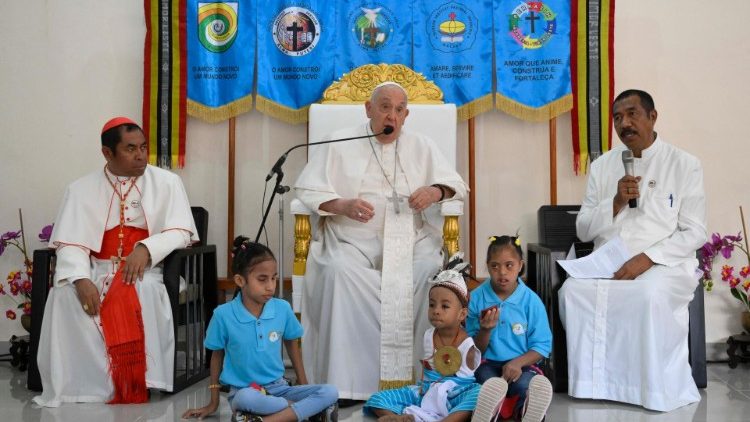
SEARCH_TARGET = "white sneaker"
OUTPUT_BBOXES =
[471,377,508,422]
[521,375,553,422]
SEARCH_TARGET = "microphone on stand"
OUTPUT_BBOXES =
[265,125,394,181]
[257,124,394,242]
[621,150,637,208]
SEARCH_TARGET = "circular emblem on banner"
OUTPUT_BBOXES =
[427,2,478,53]
[197,2,239,53]
[348,4,396,51]
[508,1,557,49]
[272,7,321,56]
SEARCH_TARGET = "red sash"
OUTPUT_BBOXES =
[93,227,149,404]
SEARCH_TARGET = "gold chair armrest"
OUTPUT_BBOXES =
[294,214,311,276]
[443,215,460,257]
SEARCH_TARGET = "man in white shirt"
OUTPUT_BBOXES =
[295,82,467,401]
[33,117,198,407]
[559,90,706,411]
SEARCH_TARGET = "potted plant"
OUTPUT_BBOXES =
[0,209,53,332]
[700,207,750,333]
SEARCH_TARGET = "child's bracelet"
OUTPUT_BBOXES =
[208,384,221,389]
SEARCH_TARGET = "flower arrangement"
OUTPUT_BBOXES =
[0,209,53,322]
[699,207,750,313]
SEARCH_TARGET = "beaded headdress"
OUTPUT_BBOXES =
[429,251,470,306]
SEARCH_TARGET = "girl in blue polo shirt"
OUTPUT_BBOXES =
[182,237,338,422]
[466,235,553,422]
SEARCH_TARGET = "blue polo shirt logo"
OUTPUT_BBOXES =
[269,331,280,342]
[512,323,526,335]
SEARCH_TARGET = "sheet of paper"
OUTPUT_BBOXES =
[566,243,576,260]
[557,236,631,279]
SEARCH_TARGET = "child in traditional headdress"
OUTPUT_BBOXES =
[364,252,499,422]
[467,235,553,422]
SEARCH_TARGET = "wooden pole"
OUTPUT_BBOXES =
[468,117,476,276]
[227,117,236,276]
[549,117,557,205]
[216,118,239,303]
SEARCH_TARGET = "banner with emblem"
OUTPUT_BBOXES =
[143,0,187,169]
[256,1,335,124]
[333,1,412,78]
[571,0,615,174]
[186,0,255,123]
[494,0,572,122]
[413,0,493,121]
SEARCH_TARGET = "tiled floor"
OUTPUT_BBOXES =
[1,361,749,421]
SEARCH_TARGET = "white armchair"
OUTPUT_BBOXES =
[290,64,464,312]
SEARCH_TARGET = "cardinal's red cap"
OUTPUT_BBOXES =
[101,117,139,135]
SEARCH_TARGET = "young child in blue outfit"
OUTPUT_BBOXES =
[182,237,338,422]
[467,236,553,422]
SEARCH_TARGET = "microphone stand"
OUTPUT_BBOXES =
[255,128,390,299]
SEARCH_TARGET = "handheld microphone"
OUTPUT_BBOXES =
[265,125,394,180]
[621,150,637,208]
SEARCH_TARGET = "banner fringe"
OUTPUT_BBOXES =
[577,150,589,175]
[187,96,253,124]
[379,379,413,391]
[495,94,573,122]
[456,94,494,121]
[255,95,309,125]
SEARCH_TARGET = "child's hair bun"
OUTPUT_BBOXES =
[233,235,250,250]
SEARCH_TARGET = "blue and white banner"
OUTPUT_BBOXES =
[186,0,255,122]
[413,0,493,120]
[256,1,335,124]
[494,0,572,121]
[333,1,412,78]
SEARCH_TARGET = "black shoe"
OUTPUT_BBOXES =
[337,399,363,408]
[312,403,338,422]
[234,411,263,422]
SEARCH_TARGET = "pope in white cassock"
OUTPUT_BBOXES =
[559,90,706,411]
[294,82,468,400]
[33,117,198,407]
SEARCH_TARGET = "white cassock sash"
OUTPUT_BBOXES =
[379,197,415,387]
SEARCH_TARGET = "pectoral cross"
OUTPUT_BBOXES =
[111,232,125,266]
[389,190,402,214]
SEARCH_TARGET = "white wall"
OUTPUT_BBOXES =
[1,1,748,356]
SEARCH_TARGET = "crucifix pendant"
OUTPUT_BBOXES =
[390,190,401,214]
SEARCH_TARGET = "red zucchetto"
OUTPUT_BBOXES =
[101,116,139,134]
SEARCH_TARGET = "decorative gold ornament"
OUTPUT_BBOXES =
[322,63,444,104]
[433,346,462,376]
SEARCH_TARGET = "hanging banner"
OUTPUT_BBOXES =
[494,0,572,122]
[414,0,493,120]
[256,1,335,124]
[571,0,615,174]
[333,1,412,79]
[143,0,187,168]
[186,0,255,123]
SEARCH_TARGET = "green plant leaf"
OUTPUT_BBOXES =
[731,287,743,301]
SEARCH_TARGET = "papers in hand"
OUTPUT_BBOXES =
[557,236,632,279]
